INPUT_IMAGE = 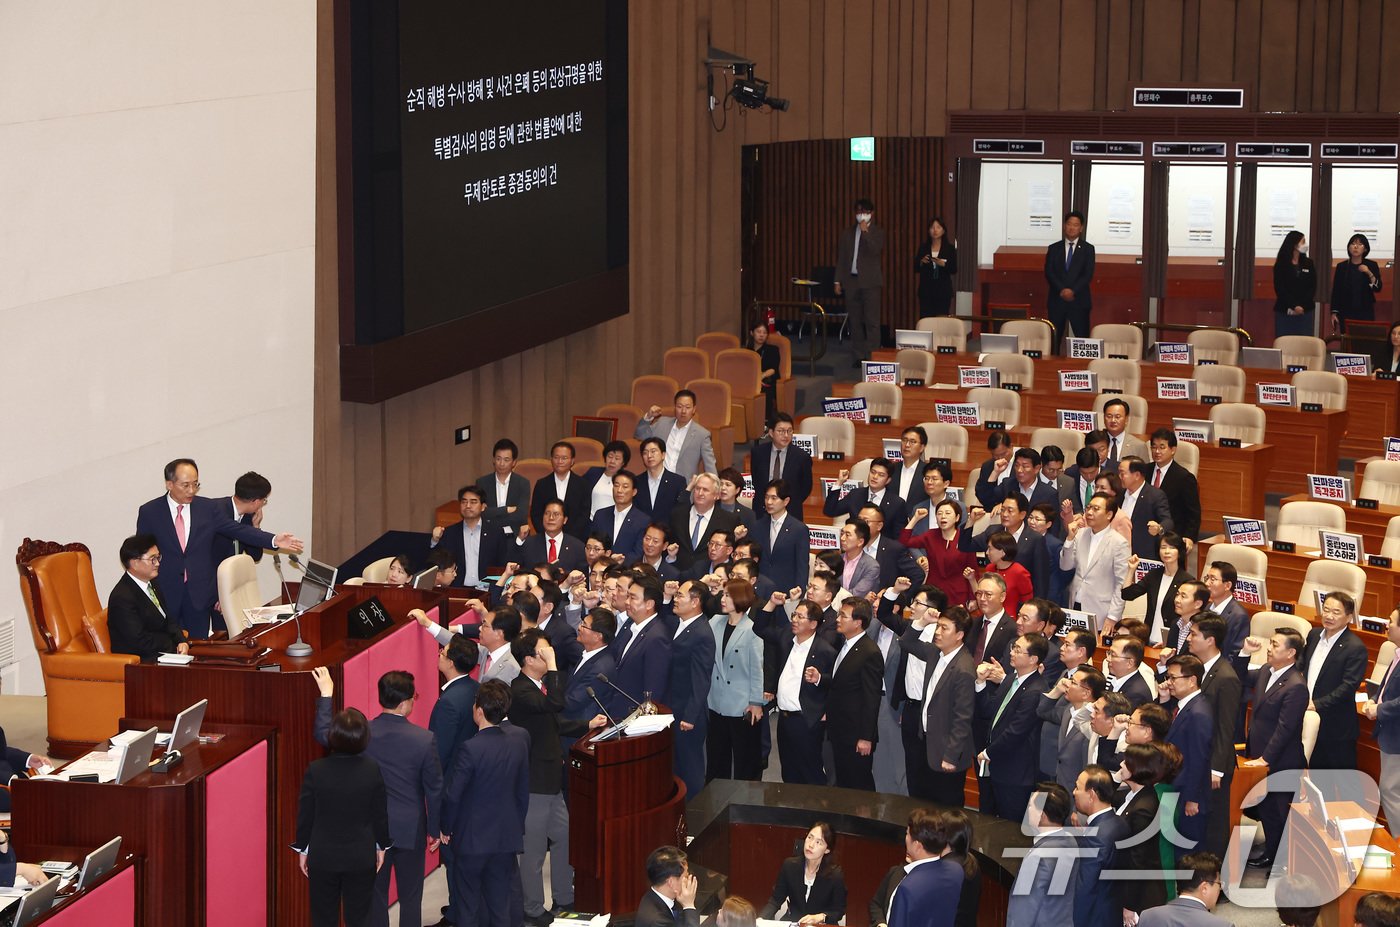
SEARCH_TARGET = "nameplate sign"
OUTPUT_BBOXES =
[862,361,899,384]
[958,366,999,389]
[822,396,869,424]
[1058,409,1098,432]
[1320,530,1365,564]
[1134,558,1164,584]
[1157,378,1197,401]
[1257,383,1296,406]
[935,403,982,426]
[1060,370,1099,392]
[1066,338,1105,360]
[1157,342,1193,365]
[740,473,755,502]
[348,597,394,640]
[1228,575,1265,606]
[808,526,840,551]
[1308,474,1352,504]
[1223,516,1268,547]
[1332,353,1371,377]
[1386,437,1400,461]
[1061,608,1097,633]
[820,478,861,500]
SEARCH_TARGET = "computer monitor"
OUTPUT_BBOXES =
[8,875,59,927]
[294,558,338,615]
[75,836,122,893]
[168,699,208,752]
[410,567,438,590]
[1240,346,1283,369]
[979,333,1020,354]
[115,728,158,785]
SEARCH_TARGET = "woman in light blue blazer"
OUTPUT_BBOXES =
[706,578,766,781]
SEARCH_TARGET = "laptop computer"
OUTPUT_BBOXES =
[168,699,208,752]
[115,728,158,785]
[410,567,438,590]
[75,837,122,893]
[293,558,338,615]
[1240,346,1283,369]
[1,875,59,927]
[979,332,1020,354]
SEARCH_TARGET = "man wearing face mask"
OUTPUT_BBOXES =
[834,198,886,361]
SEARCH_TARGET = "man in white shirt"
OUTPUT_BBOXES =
[768,599,837,785]
[475,437,530,540]
[635,389,717,477]
[891,427,928,506]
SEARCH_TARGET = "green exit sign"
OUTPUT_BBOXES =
[850,137,875,161]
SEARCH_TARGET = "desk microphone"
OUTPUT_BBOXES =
[272,554,314,658]
[594,674,643,711]
[585,686,619,730]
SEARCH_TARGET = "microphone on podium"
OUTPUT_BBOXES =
[594,673,643,712]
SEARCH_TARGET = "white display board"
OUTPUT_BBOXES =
[1332,166,1397,261]
[979,161,1064,260]
[1167,163,1228,257]
[1251,164,1313,258]
[1085,162,1145,255]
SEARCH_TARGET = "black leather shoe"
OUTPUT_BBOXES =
[1247,855,1274,869]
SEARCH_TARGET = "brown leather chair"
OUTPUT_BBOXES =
[15,538,137,757]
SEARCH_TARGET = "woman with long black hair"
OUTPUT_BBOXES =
[1272,229,1315,338]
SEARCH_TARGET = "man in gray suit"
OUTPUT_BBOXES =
[834,197,886,359]
[1038,665,1105,792]
[415,603,523,686]
[1060,492,1130,628]
[312,667,442,927]
[1138,852,1232,926]
[896,605,977,807]
[635,389,717,477]
[1006,782,1080,927]
[835,520,880,598]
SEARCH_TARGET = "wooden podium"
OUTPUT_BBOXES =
[568,723,687,913]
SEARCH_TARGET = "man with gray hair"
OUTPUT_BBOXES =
[668,472,738,572]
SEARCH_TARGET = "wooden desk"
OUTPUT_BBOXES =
[1285,800,1399,927]
[122,585,445,927]
[1279,493,1399,557]
[12,725,273,927]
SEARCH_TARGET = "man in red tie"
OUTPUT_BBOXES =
[513,500,585,574]
[1148,428,1201,544]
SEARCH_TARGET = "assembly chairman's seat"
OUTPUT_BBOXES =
[16,538,139,757]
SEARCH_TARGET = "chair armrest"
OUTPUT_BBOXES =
[41,651,138,682]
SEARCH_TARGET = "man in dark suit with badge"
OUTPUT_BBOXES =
[1044,210,1095,350]
[107,533,189,661]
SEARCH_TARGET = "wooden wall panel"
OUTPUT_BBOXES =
[311,0,1400,559]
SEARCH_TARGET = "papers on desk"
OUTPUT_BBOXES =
[1337,816,1377,832]
[157,652,193,665]
[41,749,121,783]
[623,714,675,736]
[243,606,293,625]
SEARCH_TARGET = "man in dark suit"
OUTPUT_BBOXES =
[1062,444,1103,515]
[634,846,699,927]
[1363,611,1400,837]
[1072,765,1128,927]
[668,473,740,572]
[107,533,190,661]
[973,431,1015,508]
[976,447,1060,516]
[1238,628,1309,868]
[857,505,926,591]
[431,484,503,589]
[135,458,302,638]
[888,810,964,927]
[610,575,673,708]
[1305,591,1371,778]
[509,631,606,926]
[313,668,442,927]
[211,470,271,565]
[1036,628,1097,779]
[530,442,591,540]
[628,523,682,582]
[477,438,531,542]
[1149,429,1202,542]
[823,458,906,538]
[1138,853,1233,926]
[681,531,735,582]
[1164,654,1215,856]
[895,600,977,806]
[974,633,1050,821]
[1105,636,1154,709]
[634,438,687,525]
[514,500,586,575]
[589,470,649,562]
[755,480,809,592]
[1006,783,1080,927]
[960,494,1051,598]
[751,413,813,519]
[834,197,886,360]
[1185,615,1243,858]
[1196,562,1248,664]
[1044,210,1095,349]
[666,582,715,798]
[1118,456,1175,560]
[563,608,617,734]
[887,426,929,508]
[766,598,837,784]
[424,632,478,927]
[1039,665,1106,793]
[808,598,884,789]
[442,681,530,927]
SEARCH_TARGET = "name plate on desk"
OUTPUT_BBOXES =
[957,366,998,388]
[1301,402,1323,413]
[1197,358,1219,365]
[861,361,899,383]
[1331,353,1371,377]
[904,378,925,387]
[935,402,981,426]
[1157,342,1193,364]
[1320,530,1365,564]
[1156,377,1197,401]
[1059,370,1098,392]
[1257,382,1296,406]
[1286,364,1307,374]
[1361,616,1391,633]
[1271,600,1296,614]
[1233,576,1267,606]
[985,420,1008,431]
[1223,516,1269,546]
[1024,350,1043,360]
[870,414,891,425]
[822,451,845,461]
[1356,498,1380,510]
[1202,395,1223,405]
[1379,370,1397,381]
[1308,474,1352,503]
[1219,438,1242,449]
[937,345,957,354]
[822,396,869,423]
[1271,540,1296,553]
[1058,409,1098,432]
[1066,338,1105,360]
[1368,554,1393,569]
[347,596,394,640]
[1003,382,1022,392]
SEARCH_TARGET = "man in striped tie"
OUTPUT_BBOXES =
[107,533,191,661]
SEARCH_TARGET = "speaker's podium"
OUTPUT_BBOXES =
[568,707,687,913]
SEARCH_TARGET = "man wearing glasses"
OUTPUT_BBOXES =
[1135,852,1230,926]
[107,533,191,661]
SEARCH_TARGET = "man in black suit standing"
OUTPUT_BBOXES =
[765,599,837,784]
[634,438,687,525]
[1149,430,1202,543]
[1305,591,1370,779]
[1118,456,1175,560]
[1186,616,1243,858]
[430,485,501,589]
[477,438,531,542]
[750,413,813,519]
[756,481,809,593]
[1238,628,1309,868]
[530,442,591,540]
[514,500,587,575]
[806,598,884,790]
[834,197,886,360]
[669,473,739,572]
[509,630,607,926]
[1201,561,1250,662]
[896,601,977,806]
[823,458,906,538]
[887,426,929,508]
[563,608,618,738]
[1163,655,1214,856]
[667,581,716,798]
[424,631,477,927]
[312,668,442,927]
[858,505,925,590]
[1072,765,1128,927]
[974,633,1050,821]
[634,846,699,927]
[976,447,1060,516]
[1105,635,1153,709]
[1044,210,1095,350]
[211,470,272,565]
[442,681,530,927]
[107,534,190,661]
